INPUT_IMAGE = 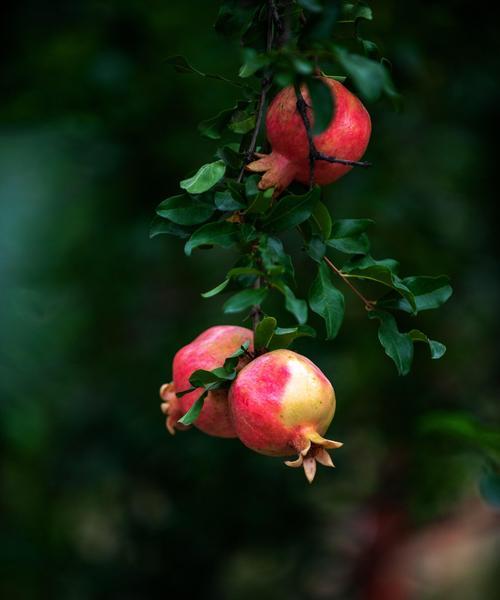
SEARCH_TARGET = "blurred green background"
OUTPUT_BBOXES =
[1,1,499,598]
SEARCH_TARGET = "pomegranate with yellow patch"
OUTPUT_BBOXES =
[228,349,342,482]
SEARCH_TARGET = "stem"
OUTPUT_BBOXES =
[237,0,277,183]
[251,276,264,333]
[294,86,372,188]
[323,255,375,311]
[242,0,282,336]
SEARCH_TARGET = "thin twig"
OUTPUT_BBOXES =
[294,85,372,188]
[242,1,285,331]
[323,255,374,311]
[236,0,278,183]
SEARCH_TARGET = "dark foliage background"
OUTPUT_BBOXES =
[1,1,499,598]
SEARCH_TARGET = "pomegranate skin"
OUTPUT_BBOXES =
[229,349,342,482]
[247,78,371,194]
[160,325,253,438]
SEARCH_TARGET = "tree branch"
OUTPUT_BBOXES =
[323,255,375,311]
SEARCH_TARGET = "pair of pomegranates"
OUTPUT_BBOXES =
[160,325,342,483]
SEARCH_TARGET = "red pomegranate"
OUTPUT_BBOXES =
[228,349,342,482]
[160,325,253,438]
[247,77,371,194]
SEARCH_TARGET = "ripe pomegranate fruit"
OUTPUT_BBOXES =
[228,349,342,482]
[247,77,371,194]
[160,325,253,438]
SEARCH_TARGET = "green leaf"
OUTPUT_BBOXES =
[156,193,214,225]
[378,276,452,313]
[254,316,277,350]
[180,161,226,194]
[368,310,413,375]
[228,106,256,134]
[306,236,326,263]
[198,107,235,139]
[214,190,245,211]
[331,218,374,237]
[149,215,192,239]
[177,390,209,426]
[223,288,268,314]
[310,201,332,239]
[188,369,228,388]
[408,330,447,360]
[201,279,230,299]
[336,48,398,102]
[307,77,334,135]
[222,340,251,372]
[268,325,316,351]
[245,175,261,200]
[239,49,270,78]
[282,285,308,325]
[327,219,374,254]
[263,187,320,232]
[339,1,373,22]
[342,255,417,313]
[185,221,239,256]
[259,236,295,279]
[300,2,339,42]
[216,146,244,171]
[246,188,273,214]
[308,262,345,340]
[227,266,263,277]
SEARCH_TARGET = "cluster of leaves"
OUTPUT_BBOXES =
[152,0,452,377]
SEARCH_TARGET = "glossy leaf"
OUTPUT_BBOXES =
[368,310,413,375]
[177,390,208,426]
[215,190,245,211]
[408,329,447,359]
[156,194,214,225]
[307,77,334,135]
[263,187,320,232]
[201,279,230,299]
[198,107,235,139]
[149,216,192,239]
[184,221,239,256]
[246,188,273,214]
[308,262,345,339]
[223,288,268,314]
[268,325,316,351]
[239,49,270,78]
[342,255,417,312]
[310,200,332,239]
[306,236,326,263]
[336,48,398,102]
[254,316,277,350]
[378,275,452,313]
[283,285,308,325]
[180,160,226,194]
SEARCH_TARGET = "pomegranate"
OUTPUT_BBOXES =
[247,77,371,194]
[160,325,253,438]
[228,349,342,482]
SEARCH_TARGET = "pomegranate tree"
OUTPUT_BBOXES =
[153,0,451,483]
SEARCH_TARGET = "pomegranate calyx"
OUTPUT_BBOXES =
[159,382,189,435]
[285,432,343,483]
[246,151,297,196]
